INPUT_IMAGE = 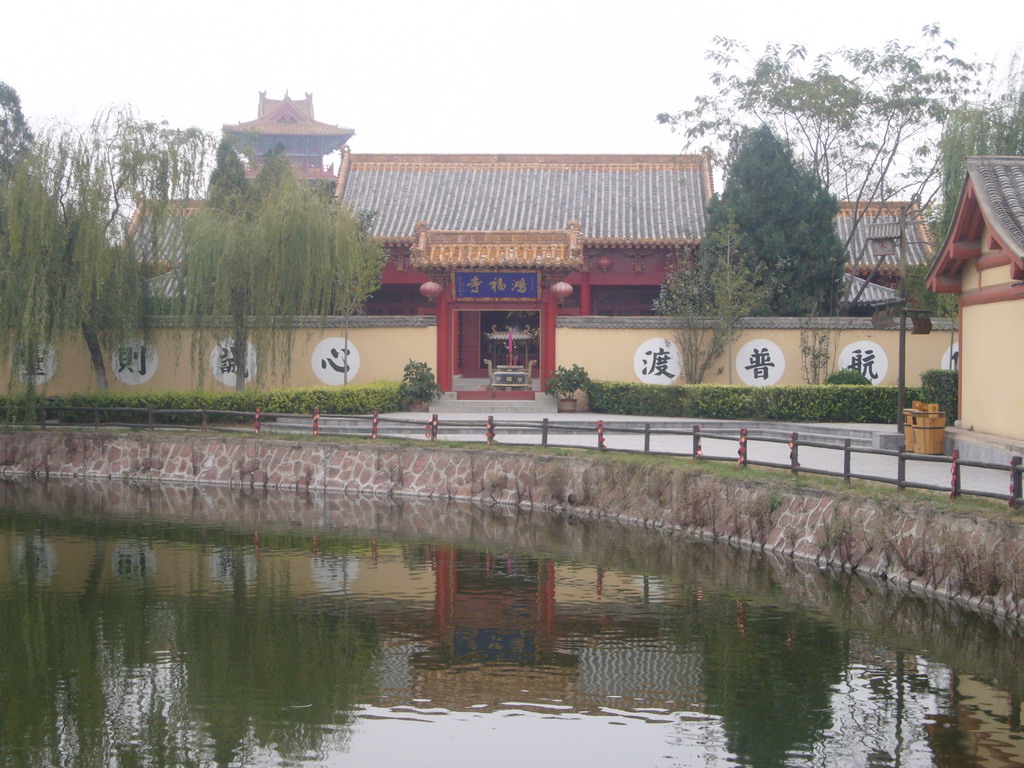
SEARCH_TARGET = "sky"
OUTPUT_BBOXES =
[4,0,1023,159]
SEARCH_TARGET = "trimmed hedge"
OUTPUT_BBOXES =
[588,380,922,424]
[1,383,402,426]
[920,369,958,422]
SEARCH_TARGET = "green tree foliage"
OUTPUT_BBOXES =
[931,54,1024,245]
[0,81,33,179]
[655,211,767,383]
[707,126,845,316]
[181,151,387,390]
[0,109,212,392]
[658,26,982,250]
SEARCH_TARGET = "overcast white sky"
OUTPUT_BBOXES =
[4,0,1022,158]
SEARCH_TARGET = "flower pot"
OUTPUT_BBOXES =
[557,397,577,413]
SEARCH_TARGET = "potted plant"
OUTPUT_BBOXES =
[399,360,441,411]
[545,364,591,412]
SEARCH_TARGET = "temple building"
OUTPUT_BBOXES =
[336,151,712,391]
[927,156,1024,440]
[222,92,354,180]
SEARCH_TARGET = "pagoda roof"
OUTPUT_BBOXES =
[223,91,354,139]
[337,153,712,247]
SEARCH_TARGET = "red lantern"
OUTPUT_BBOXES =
[419,281,443,299]
[594,255,613,272]
[550,281,573,300]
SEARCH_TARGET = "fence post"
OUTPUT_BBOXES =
[897,448,906,490]
[737,428,747,468]
[38,403,45,429]
[486,416,495,446]
[1011,456,1022,509]
[843,439,851,484]
[201,408,208,431]
[597,420,606,450]
[541,418,549,447]
[148,406,154,430]
[313,407,320,436]
[643,423,651,453]
[789,432,799,476]
[93,405,99,428]
[254,407,261,435]
[692,425,702,460]
[950,449,961,500]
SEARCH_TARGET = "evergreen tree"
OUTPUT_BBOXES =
[709,126,845,316]
[206,137,249,213]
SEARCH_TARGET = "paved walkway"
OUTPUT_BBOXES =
[327,410,1021,503]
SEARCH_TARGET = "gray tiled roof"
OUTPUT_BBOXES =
[969,156,1024,258]
[833,205,931,271]
[842,273,901,306]
[339,155,710,244]
[557,315,956,330]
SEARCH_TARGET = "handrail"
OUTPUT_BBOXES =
[10,405,1023,507]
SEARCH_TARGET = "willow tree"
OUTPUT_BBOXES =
[0,109,212,392]
[181,153,386,390]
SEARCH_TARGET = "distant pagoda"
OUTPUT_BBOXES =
[223,92,354,179]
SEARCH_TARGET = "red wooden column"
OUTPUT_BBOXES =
[436,289,453,391]
[541,286,558,389]
[579,272,592,316]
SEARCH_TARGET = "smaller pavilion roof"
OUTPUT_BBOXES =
[834,201,932,274]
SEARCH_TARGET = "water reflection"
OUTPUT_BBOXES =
[2,477,1024,766]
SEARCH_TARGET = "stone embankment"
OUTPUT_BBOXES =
[3,430,1023,623]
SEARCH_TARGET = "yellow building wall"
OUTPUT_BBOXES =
[959,301,1024,437]
[2,322,956,396]
[1,326,437,396]
[555,326,956,387]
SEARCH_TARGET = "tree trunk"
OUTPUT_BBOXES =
[82,324,109,390]
[232,323,247,392]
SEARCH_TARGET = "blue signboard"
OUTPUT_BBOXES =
[454,271,539,300]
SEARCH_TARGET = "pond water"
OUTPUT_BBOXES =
[2,478,1024,767]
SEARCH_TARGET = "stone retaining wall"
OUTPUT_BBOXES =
[3,429,1023,623]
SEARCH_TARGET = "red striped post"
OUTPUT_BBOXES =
[313,407,320,436]
[254,407,261,434]
[950,449,961,500]
[737,428,748,468]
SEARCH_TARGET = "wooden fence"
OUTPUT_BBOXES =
[14,405,1024,507]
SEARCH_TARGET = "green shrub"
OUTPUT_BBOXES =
[398,361,441,406]
[587,380,921,424]
[824,369,872,385]
[0,384,402,426]
[920,369,958,420]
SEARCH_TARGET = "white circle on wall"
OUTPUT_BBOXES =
[735,339,785,386]
[15,343,57,385]
[210,339,257,388]
[837,340,889,385]
[942,342,959,371]
[111,338,158,385]
[312,337,361,385]
[633,338,681,384]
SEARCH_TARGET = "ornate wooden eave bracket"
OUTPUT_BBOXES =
[409,220,585,273]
